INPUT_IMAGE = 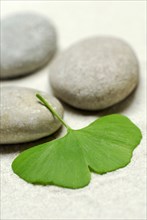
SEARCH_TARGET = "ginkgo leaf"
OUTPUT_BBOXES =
[12,94,142,189]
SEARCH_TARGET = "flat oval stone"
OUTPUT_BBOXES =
[0,87,64,144]
[1,13,57,79]
[50,37,139,110]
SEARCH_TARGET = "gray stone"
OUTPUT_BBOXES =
[50,37,139,110]
[1,13,57,79]
[0,87,64,144]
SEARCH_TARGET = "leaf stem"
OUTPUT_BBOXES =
[36,93,72,131]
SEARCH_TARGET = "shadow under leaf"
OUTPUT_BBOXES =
[0,126,64,154]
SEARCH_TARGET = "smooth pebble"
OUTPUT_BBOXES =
[0,87,64,144]
[1,13,57,79]
[50,37,139,110]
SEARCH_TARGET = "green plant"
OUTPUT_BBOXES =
[12,94,142,189]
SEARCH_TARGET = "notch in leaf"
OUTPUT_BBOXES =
[12,94,142,189]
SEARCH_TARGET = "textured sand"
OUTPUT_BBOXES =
[0,1,146,219]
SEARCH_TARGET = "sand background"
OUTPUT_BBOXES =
[0,1,146,219]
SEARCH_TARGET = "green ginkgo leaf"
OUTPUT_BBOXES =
[12,94,142,189]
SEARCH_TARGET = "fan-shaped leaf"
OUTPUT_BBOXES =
[12,95,142,189]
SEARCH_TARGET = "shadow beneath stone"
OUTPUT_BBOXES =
[0,87,138,154]
[0,51,57,81]
[97,88,137,116]
[62,87,137,117]
[0,126,63,154]
[0,64,48,81]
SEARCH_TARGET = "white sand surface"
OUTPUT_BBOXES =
[0,1,146,219]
